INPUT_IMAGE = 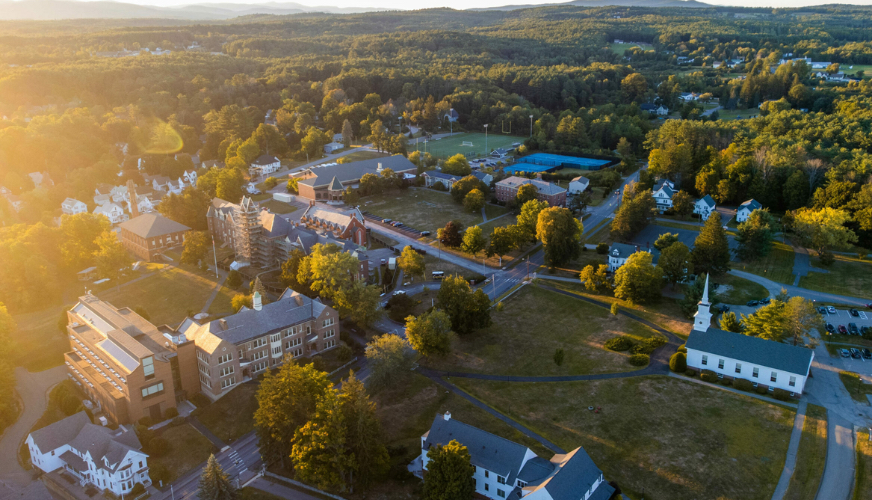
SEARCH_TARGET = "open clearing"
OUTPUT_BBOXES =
[151,423,216,484]
[419,132,524,160]
[800,254,872,300]
[363,188,508,233]
[196,382,259,443]
[737,241,796,285]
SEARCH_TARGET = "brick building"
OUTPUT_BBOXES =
[299,205,369,246]
[494,176,567,206]
[294,156,417,202]
[118,213,191,261]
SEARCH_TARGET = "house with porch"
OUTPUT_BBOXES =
[652,180,674,213]
[422,171,463,190]
[736,199,762,223]
[93,203,128,224]
[694,195,716,221]
[606,243,660,272]
[249,155,281,177]
[62,198,88,216]
[568,176,589,195]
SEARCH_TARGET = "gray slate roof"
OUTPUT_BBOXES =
[301,155,417,187]
[30,411,91,453]
[686,328,814,375]
[698,194,716,208]
[252,155,280,165]
[540,448,605,500]
[425,171,462,181]
[653,180,674,197]
[119,213,190,238]
[608,243,660,264]
[739,199,762,211]
[30,412,143,473]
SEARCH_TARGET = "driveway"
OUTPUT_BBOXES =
[729,270,868,306]
[0,366,66,486]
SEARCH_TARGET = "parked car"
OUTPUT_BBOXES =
[826,323,836,334]
[421,231,431,236]
[851,348,862,359]
[840,349,851,358]
[747,300,759,307]
[866,303,872,309]
[838,325,848,334]
[827,306,837,314]
[718,305,730,313]
[849,323,860,335]
[382,218,392,223]
[850,308,860,317]
[864,349,872,360]
[380,258,386,265]
[817,306,827,314]
[392,290,406,296]
[759,297,771,305]
[403,282,411,286]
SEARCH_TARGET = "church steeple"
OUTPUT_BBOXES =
[693,274,713,332]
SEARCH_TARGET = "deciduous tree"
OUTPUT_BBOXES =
[397,246,425,281]
[536,207,583,267]
[437,221,463,248]
[93,230,131,288]
[365,334,417,389]
[579,264,612,294]
[297,243,359,300]
[463,189,485,213]
[792,207,858,261]
[517,199,548,242]
[436,275,491,334]
[180,231,209,265]
[672,190,694,219]
[292,389,355,492]
[461,225,486,255]
[405,309,453,356]
[441,155,471,176]
[657,241,693,287]
[613,251,663,304]
[422,440,474,500]
[719,311,743,333]
[334,282,383,327]
[515,183,538,206]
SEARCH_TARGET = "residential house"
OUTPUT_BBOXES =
[62,198,88,216]
[422,171,463,190]
[421,412,614,500]
[27,412,150,497]
[77,267,97,281]
[446,109,460,122]
[568,176,590,195]
[656,105,669,116]
[685,276,814,394]
[183,170,197,186]
[495,176,567,207]
[118,213,190,261]
[295,156,417,202]
[127,194,155,215]
[145,175,172,193]
[652,180,675,213]
[109,185,128,204]
[28,171,54,188]
[606,243,660,272]
[736,199,762,223]
[249,155,281,177]
[93,203,128,225]
[694,195,716,221]
[201,160,225,170]
[93,193,111,206]
[472,171,494,186]
[324,142,344,154]
[3,193,21,212]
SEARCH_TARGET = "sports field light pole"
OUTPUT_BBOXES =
[484,124,488,158]
[449,108,454,136]
[529,114,534,138]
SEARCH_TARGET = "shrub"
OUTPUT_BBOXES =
[669,352,687,372]
[700,370,718,383]
[164,407,179,420]
[129,483,146,496]
[734,379,754,392]
[337,343,353,363]
[137,416,153,427]
[226,270,243,289]
[629,354,649,366]
[756,385,769,394]
[553,348,565,366]
[190,392,212,408]
[773,388,791,401]
[684,368,696,377]
[604,336,634,352]
[386,293,416,323]
[610,302,620,316]
[631,337,666,355]
[150,462,170,486]
[263,176,279,189]
[677,343,687,353]
[596,243,609,254]
[721,377,732,386]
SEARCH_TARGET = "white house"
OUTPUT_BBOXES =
[183,170,198,186]
[656,105,669,116]
[472,171,494,186]
[652,180,675,213]
[28,171,54,188]
[686,276,814,394]
[62,198,88,216]
[490,148,509,158]
[324,142,344,154]
[568,176,590,195]
[421,412,614,500]
[109,185,128,204]
[127,194,155,215]
[26,412,151,497]
[249,155,281,176]
[606,243,660,272]
[736,199,762,223]
[93,203,128,224]
[93,193,111,206]
[694,194,716,221]
[4,193,22,212]
[422,171,463,190]
[246,182,260,195]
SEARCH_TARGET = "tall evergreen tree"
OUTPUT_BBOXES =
[291,389,355,492]
[719,311,744,333]
[692,212,731,276]
[422,440,475,500]
[198,455,237,500]
[338,373,390,491]
[736,209,779,261]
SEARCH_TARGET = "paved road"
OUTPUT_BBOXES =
[818,414,856,500]
[730,269,868,306]
[771,400,808,500]
[0,366,66,486]
[247,477,322,500]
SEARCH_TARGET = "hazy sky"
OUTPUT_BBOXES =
[63,0,872,9]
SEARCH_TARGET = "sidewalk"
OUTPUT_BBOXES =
[189,417,228,450]
[771,400,808,500]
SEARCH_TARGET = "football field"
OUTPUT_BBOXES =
[409,132,525,160]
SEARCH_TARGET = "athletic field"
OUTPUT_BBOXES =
[409,132,526,160]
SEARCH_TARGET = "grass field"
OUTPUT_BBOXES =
[784,404,827,500]
[420,132,525,160]
[196,382,259,443]
[11,304,77,371]
[800,254,872,300]
[259,199,298,215]
[363,188,508,233]
[609,42,651,55]
[421,284,664,376]
[151,423,216,483]
[453,376,795,500]
[839,371,872,403]
[716,273,770,304]
[538,248,608,279]
[736,241,796,285]
[714,108,759,121]
[857,429,872,500]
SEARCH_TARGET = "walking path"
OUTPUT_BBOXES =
[791,244,828,286]
[771,400,808,500]
[189,416,228,450]
[817,414,856,500]
[200,269,229,314]
[729,269,867,306]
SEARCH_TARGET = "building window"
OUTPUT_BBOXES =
[323,318,334,327]
[497,489,506,498]
[701,355,708,365]
[219,366,234,377]
[270,334,281,343]
[141,382,164,398]
[273,346,282,355]
[324,330,335,339]
[735,363,742,373]
[753,367,759,378]
[142,356,154,378]
[217,353,232,364]
[718,359,724,369]
[221,377,236,389]
[771,372,777,383]
[497,476,506,485]
[789,376,796,387]
[484,471,489,478]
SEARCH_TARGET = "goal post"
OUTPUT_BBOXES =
[461,141,474,147]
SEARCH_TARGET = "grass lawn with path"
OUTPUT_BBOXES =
[800,254,872,300]
[151,423,216,483]
[422,284,665,377]
[856,429,872,500]
[195,382,259,443]
[453,376,795,500]
[783,404,827,500]
[538,249,608,279]
[736,241,796,285]
[363,189,507,234]
[716,273,770,305]
[838,371,872,403]
[258,199,297,215]
[239,488,285,500]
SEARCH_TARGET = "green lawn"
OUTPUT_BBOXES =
[716,273,770,304]
[10,304,75,371]
[784,404,827,500]
[151,423,217,484]
[421,132,525,160]
[714,108,758,121]
[421,284,664,376]
[839,371,872,403]
[207,284,238,316]
[195,383,259,443]
[363,188,507,234]
[800,254,872,300]
[453,376,795,500]
[609,42,651,55]
[328,150,390,164]
[259,199,297,215]
[856,429,872,500]
[736,241,796,285]
[539,249,607,279]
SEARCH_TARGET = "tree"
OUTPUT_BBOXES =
[301,127,330,159]
[737,209,779,261]
[553,348,565,366]
[59,213,111,270]
[742,301,787,341]
[653,233,679,251]
[611,185,657,240]
[280,249,312,295]
[436,275,492,334]
[291,389,355,492]
[463,189,485,213]
[613,252,663,304]
[437,221,463,248]
[405,309,453,356]
[515,183,538,206]
[579,264,612,294]
[669,352,687,372]
[297,244,359,299]
[198,455,237,500]
[517,199,548,242]
[679,273,710,319]
[158,187,212,230]
[397,246,425,281]
[216,168,245,203]
[672,190,693,219]
[616,137,635,173]
[93,230,131,289]
[486,225,519,264]
[226,270,242,289]
[255,362,332,468]
[657,241,693,287]
[337,374,390,490]
[451,176,486,203]
[252,277,269,304]
[231,294,252,312]
[461,225,486,255]
[341,119,354,147]
[792,208,858,261]
[621,72,648,101]
[441,154,471,176]
[719,311,744,333]
[536,207,583,267]
[783,296,824,346]
[692,212,731,276]
[365,334,417,389]
[0,304,16,432]
[422,440,475,500]
[287,177,299,194]
[263,177,279,189]
[180,231,209,265]
[334,282,383,327]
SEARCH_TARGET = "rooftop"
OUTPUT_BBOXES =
[299,155,416,188]
[496,176,566,196]
[119,213,191,239]
[686,328,814,375]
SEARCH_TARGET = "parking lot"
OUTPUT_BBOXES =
[821,306,872,374]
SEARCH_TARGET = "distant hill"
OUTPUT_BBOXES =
[0,0,385,21]
[473,0,711,11]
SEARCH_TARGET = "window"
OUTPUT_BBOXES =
[323,318,334,327]
[199,373,211,388]
[497,489,506,498]
[753,367,759,378]
[485,484,489,492]
[735,363,742,373]
[219,366,234,377]
[517,480,527,488]
[197,351,209,362]
[273,346,282,355]
[701,355,708,365]
[142,356,154,378]
[789,376,796,387]
[718,359,724,369]
[141,382,163,398]
[286,338,301,349]
[221,377,235,389]
[198,364,209,375]
[270,334,281,343]
[484,471,489,478]
[325,339,336,349]
[771,372,777,383]
[307,326,311,334]
[324,330,335,339]
[217,353,232,364]
[251,338,267,349]
[497,476,506,485]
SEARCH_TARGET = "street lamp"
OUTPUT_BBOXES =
[529,114,534,138]
[484,124,488,157]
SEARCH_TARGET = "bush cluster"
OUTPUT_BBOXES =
[700,369,718,383]
[604,336,634,351]
[164,407,179,420]
[49,381,84,417]
[733,378,754,392]
[773,388,791,401]
[629,353,649,366]
[629,336,667,355]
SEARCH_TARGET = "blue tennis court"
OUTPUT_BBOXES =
[512,152,613,171]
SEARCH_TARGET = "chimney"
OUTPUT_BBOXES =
[219,319,228,330]
[127,180,139,219]
[444,411,451,421]
[253,292,262,311]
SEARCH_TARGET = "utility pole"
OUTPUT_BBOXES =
[211,235,219,279]
[449,108,454,136]
[492,273,496,300]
